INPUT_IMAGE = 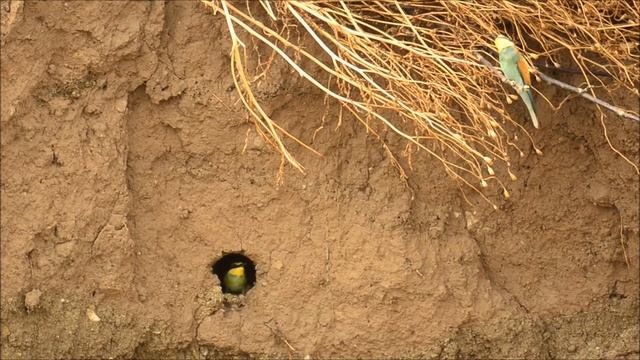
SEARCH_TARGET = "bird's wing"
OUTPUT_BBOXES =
[517,55,531,86]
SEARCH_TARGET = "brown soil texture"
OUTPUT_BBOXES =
[1,2,639,359]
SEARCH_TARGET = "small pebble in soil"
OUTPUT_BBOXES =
[567,344,577,353]
[1,324,10,338]
[223,293,245,309]
[586,182,613,207]
[86,305,101,322]
[179,208,191,219]
[24,289,42,313]
[83,104,101,115]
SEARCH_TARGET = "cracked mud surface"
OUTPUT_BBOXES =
[1,1,638,358]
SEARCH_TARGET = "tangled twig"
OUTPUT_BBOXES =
[201,0,639,204]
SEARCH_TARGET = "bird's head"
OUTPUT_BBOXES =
[494,35,515,51]
[228,262,245,277]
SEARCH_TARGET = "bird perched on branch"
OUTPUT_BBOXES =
[223,261,247,294]
[494,35,539,128]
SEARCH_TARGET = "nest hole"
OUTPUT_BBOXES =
[212,252,256,294]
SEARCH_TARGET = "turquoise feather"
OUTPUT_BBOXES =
[498,46,539,128]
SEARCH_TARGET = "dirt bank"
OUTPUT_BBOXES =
[1,1,638,358]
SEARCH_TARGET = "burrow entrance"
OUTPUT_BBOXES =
[212,252,256,294]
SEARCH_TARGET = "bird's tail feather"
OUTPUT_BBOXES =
[519,90,539,128]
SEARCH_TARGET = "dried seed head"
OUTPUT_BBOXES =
[487,166,495,175]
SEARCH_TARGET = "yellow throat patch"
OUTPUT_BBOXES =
[228,266,245,277]
[494,35,515,51]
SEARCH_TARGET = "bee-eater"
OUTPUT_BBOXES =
[494,35,539,128]
[223,261,247,294]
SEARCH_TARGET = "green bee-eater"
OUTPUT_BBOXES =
[494,35,539,128]
[223,262,247,294]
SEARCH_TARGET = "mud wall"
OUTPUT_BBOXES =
[1,2,638,358]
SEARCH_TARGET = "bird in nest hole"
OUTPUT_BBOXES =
[223,261,248,295]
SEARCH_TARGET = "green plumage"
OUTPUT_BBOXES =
[498,46,539,128]
[223,264,247,294]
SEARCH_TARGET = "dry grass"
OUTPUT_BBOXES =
[201,0,639,207]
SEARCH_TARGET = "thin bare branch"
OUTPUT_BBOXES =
[475,52,640,123]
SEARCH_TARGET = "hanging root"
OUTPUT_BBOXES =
[201,0,639,202]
